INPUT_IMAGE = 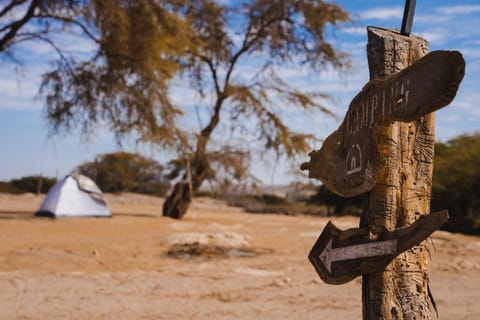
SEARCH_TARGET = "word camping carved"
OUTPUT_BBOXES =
[301,50,465,197]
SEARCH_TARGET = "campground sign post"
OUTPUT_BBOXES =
[301,25,465,320]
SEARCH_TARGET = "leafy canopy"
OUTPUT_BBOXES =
[2,0,350,187]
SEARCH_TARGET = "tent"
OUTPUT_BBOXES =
[35,173,111,218]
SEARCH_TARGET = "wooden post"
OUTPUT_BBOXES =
[302,24,464,319]
[361,27,434,319]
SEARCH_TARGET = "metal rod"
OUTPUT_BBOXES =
[401,0,416,36]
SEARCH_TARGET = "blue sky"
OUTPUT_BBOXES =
[1,1,479,184]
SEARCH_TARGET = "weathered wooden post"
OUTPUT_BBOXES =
[362,26,433,320]
[300,5,465,319]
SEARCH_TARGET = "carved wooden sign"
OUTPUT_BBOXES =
[301,50,465,197]
[308,210,449,285]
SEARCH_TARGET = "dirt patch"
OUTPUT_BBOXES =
[166,243,268,260]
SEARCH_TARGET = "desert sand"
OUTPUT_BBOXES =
[0,192,479,319]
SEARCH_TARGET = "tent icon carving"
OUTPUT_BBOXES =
[346,144,362,176]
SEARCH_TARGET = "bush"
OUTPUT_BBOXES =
[225,192,328,216]
[0,181,23,194]
[78,152,171,196]
[308,185,363,216]
[432,133,480,234]
[254,193,290,206]
[7,176,57,194]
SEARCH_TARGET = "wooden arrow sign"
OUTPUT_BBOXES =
[308,210,449,285]
[319,237,397,273]
[301,50,465,197]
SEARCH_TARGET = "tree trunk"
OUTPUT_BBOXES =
[361,27,435,319]
[162,94,226,219]
[162,181,193,220]
[162,154,210,219]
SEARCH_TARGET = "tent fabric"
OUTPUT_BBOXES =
[71,172,103,195]
[35,174,111,218]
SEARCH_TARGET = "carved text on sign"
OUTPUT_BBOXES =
[344,78,411,178]
[301,51,465,197]
[345,79,410,135]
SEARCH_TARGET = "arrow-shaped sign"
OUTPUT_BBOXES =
[309,210,449,285]
[301,50,465,197]
[320,238,397,273]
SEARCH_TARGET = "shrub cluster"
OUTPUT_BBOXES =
[0,152,171,197]
[0,176,57,194]
[78,152,171,196]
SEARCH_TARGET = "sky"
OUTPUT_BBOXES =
[1,0,479,185]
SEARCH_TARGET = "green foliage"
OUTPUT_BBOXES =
[78,152,170,196]
[0,181,23,194]
[1,176,57,194]
[431,132,480,234]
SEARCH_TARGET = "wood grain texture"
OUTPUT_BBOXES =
[361,26,435,320]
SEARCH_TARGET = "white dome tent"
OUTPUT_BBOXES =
[35,173,111,218]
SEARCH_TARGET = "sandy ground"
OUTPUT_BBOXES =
[0,193,479,319]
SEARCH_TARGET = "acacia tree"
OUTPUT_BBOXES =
[2,0,350,219]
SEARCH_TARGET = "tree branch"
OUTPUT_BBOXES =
[197,9,292,156]
[223,12,288,92]
[18,32,75,76]
[34,13,101,44]
[198,54,221,96]
[0,0,27,19]
[0,0,41,52]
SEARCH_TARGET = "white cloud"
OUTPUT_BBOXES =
[460,47,480,59]
[29,31,97,60]
[0,64,46,110]
[436,5,480,16]
[360,7,403,20]
[343,27,367,36]
[0,1,30,23]
[413,13,453,25]
[416,28,450,46]
[0,92,41,111]
[340,41,367,58]
[435,112,479,141]
[455,93,480,116]
[16,40,56,58]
